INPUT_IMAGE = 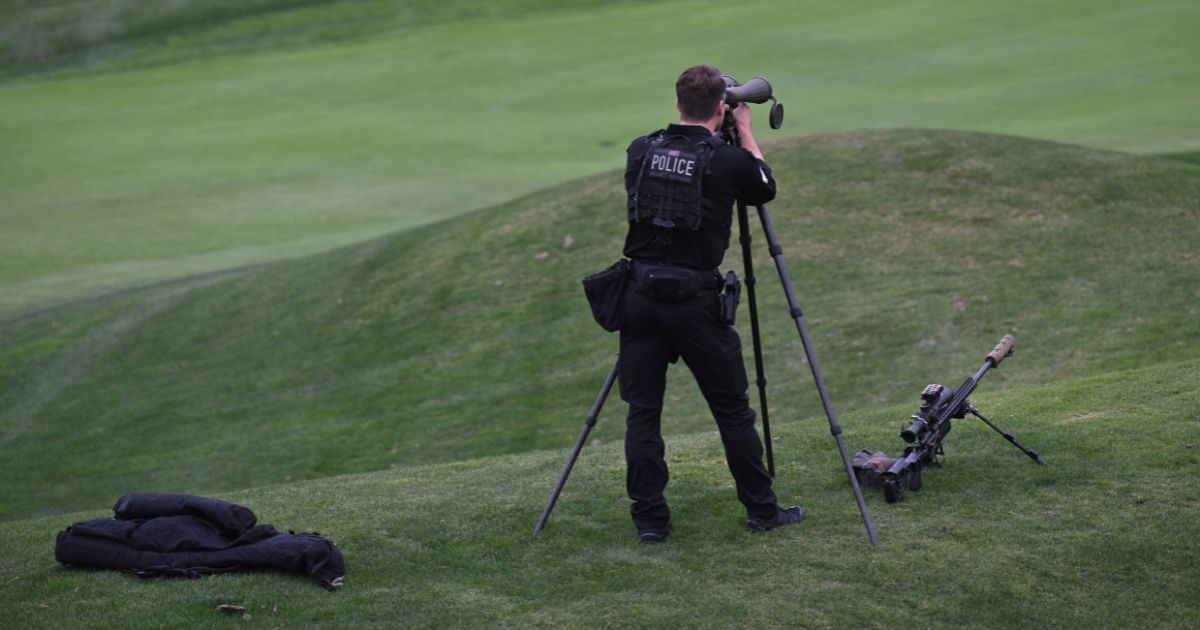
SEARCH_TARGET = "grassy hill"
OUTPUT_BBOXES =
[3,0,1198,311]
[0,356,1196,627]
[2,129,1197,522]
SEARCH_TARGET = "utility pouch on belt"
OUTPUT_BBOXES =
[582,259,632,332]
[633,263,709,303]
[719,271,740,325]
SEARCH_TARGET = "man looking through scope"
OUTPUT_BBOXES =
[618,64,803,544]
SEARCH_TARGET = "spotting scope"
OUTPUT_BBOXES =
[723,75,784,129]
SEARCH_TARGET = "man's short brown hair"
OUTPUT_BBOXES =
[676,64,726,121]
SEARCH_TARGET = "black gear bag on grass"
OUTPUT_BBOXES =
[55,493,345,591]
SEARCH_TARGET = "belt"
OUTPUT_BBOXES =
[631,259,717,275]
[631,259,721,291]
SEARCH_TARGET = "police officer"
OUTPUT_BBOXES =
[619,64,804,544]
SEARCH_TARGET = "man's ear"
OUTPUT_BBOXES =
[676,100,683,115]
[711,100,727,124]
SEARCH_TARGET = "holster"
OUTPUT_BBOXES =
[719,270,740,325]
[582,259,632,332]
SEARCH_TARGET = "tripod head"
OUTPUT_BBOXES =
[721,75,785,146]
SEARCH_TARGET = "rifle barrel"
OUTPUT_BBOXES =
[936,361,990,425]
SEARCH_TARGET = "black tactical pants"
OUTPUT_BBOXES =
[618,267,779,530]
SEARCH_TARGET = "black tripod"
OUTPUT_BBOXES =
[534,212,878,545]
[724,112,875,545]
[730,199,878,546]
[534,114,878,546]
[533,356,618,536]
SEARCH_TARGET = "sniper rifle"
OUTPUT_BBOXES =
[880,334,1047,503]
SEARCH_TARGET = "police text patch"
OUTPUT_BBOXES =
[646,146,699,183]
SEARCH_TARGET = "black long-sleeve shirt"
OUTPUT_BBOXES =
[622,123,777,270]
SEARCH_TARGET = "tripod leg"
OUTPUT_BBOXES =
[967,407,1047,466]
[737,202,775,477]
[755,203,879,546]
[533,355,621,536]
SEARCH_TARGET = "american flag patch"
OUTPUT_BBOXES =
[668,150,680,156]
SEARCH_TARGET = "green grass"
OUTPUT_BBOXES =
[1159,150,1200,166]
[3,3,1197,625]
[3,0,1198,311]
[0,357,1196,628]
[3,129,1198,522]
[0,0,632,78]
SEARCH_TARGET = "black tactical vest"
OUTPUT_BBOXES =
[628,131,726,232]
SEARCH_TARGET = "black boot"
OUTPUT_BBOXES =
[746,506,805,532]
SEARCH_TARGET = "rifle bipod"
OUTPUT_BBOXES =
[966,406,1048,466]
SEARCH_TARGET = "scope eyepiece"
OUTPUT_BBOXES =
[901,415,925,443]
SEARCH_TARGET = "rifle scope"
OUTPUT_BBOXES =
[901,383,954,442]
